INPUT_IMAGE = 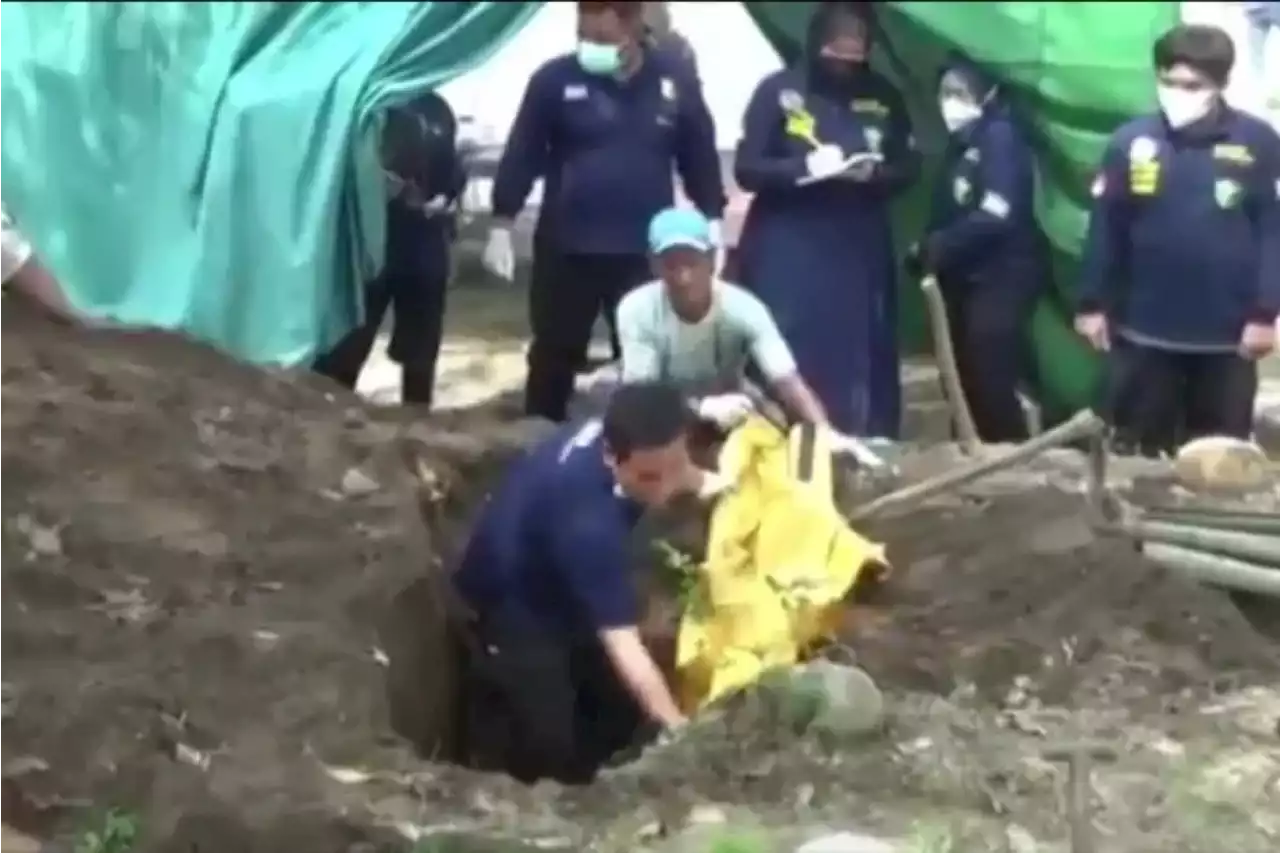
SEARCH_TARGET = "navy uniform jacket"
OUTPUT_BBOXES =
[732,65,919,437]
[454,420,644,639]
[492,48,725,257]
[926,104,1043,291]
[1079,106,1280,350]
[383,92,468,278]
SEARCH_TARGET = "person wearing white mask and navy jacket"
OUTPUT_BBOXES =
[1075,24,1280,457]
[909,53,1047,443]
[484,1,725,424]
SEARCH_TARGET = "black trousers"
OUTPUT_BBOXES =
[943,278,1040,443]
[524,250,650,422]
[1105,339,1258,457]
[454,613,653,784]
[313,265,448,408]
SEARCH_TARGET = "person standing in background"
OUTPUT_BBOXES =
[313,92,468,408]
[1243,2,1279,111]
[910,54,1047,443]
[482,0,725,424]
[1076,24,1279,456]
[733,2,921,439]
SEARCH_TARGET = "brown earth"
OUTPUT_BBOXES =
[3,299,1279,852]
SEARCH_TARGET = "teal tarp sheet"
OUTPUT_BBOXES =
[1,1,1174,409]
[0,1,536,364]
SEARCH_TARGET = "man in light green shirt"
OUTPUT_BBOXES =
[616,207,828,430]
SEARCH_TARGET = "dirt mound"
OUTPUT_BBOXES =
[0,307,543,850]
[855,488,1279,704]
[4,304,1278,852]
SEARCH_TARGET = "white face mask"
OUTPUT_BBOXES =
[1156,85,1215,128]
[940,97,983,133]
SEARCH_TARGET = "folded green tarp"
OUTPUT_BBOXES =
[0,1,1178,414]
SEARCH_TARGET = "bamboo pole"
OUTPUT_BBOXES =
[920,274,981,454]
[849,409,1106,521]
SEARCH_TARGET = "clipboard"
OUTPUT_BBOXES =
[796,151,884,187]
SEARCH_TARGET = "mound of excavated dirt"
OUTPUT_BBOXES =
[854,487,1280,704]
[0,307,549,850]
[4,304,1279,852]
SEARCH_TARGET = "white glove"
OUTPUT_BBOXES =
[697,393,754,429]
[707,218,725,272]
[696,469,732,500]
[804,144,847,181]
[830,431,892,473]
[420,194,451,216]
[482,225,515,281]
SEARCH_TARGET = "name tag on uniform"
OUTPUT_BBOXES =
[1213,144,1253,166]
[850,98,887,117]
[563,84,588,101]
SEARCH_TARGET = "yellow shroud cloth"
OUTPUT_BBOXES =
[675,416,889,712]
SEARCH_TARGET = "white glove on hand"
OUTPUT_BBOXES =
[482,225,515,282]
[697,392,754,429]
[831,431,893,473]
[804,144,847,181]
[421,194,451,216]
[696,469,732,500]
[708,219,725,274]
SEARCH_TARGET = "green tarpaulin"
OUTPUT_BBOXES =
[0,1,1179,413]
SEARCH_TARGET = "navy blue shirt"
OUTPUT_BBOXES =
[491,48,725,256]
[1079,106,1280,350]
[926,104,1044,289]
[384,92,469,276]
[454,420,645,638]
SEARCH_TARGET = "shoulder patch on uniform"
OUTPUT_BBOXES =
[980,192,1011,219]
[864,127,883,154]
[1127,136,1158,163]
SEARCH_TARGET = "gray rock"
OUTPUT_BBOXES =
[340,467,381,497]
[762,661,886,738]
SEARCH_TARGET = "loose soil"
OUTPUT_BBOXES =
[3,298,1279,852]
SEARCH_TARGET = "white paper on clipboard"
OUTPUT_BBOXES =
[796,151,884,187]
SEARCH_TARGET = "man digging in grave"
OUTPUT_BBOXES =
[448,381,725,784]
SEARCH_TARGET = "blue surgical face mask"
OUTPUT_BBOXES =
[577,40,623,76]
